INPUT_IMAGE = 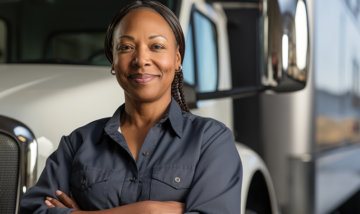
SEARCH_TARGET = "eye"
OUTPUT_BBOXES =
[119,45,133,51]
[152,44,164,50]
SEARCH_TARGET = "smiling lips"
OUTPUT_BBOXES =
[130,74,158,84]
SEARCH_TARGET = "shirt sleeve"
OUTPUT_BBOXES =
[184,127,243,214]
[18,135,77,214]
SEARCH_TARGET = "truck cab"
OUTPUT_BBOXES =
[0,0,311,213]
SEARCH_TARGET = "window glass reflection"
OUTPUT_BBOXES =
[193,11,218,93]
[182,23,195,86]
[315,0,360,150]
[47,33,109,66]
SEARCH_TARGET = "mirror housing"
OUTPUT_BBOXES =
[261,0,310,92]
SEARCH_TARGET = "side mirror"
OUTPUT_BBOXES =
[261,0,310,92]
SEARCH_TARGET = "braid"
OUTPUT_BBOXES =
[178,71,191,113]
[171,72,184,110]
[172,71,191,113]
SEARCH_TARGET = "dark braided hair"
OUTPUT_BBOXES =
[104,0,191,113]
[172,70,190,112]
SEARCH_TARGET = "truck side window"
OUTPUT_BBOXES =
[193,11,218,93]
[47,32,110,66]
[0,19,7,63]
[182,23,196,86]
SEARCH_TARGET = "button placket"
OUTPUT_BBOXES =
[137,124,163,202]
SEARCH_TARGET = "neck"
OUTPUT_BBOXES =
[122,94,172,129]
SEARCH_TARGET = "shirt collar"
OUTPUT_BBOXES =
[103,103,124,137]
[102,96,183,140]
[167,96,183,138]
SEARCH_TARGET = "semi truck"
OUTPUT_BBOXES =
[1,0,358,214]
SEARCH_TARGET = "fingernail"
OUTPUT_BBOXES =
[45,200,52,205]
[46,197,52,201]
[55,190,62,196]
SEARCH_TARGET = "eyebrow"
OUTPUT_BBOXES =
[119,34,168,41]
[119,35,135,40]
[148,34,168,40]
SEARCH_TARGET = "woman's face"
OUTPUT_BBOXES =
[112,8,181,103]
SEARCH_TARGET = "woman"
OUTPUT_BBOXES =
[18,1,242,213]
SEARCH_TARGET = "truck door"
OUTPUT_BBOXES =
[177,0,235,130]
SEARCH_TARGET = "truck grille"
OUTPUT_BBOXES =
[0,133,19,214]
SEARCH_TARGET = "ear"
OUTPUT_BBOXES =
[175,45,181,72]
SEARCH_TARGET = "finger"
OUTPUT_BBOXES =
[56,190,79,209]
[44,200,55,208]
[46,197,66,208]
[70,192,81,210]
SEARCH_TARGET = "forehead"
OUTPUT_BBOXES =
[114,8,174,40]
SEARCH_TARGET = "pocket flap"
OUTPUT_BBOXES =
[70,166,112,191]
[152,165,195,189]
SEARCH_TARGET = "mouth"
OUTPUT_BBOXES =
[129,73,158,84]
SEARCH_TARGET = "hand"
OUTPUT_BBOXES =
[45,190,81,210]
[149,201,185,214]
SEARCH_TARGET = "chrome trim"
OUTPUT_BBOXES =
[0,115,38,214]
[260,0,282,87]
[261,0,310,92]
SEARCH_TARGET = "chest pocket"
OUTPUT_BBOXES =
[70,166,113,211]
[150,165,195,202]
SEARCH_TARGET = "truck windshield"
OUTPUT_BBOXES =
[0,0,178,66]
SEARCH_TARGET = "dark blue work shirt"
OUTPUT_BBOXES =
[19,97,243,214]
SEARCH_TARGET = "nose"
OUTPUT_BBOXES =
[132,45,151,68]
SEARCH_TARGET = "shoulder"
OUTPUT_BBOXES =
[182,111,227,129]
[181,112,240,163]
[181,111,232,145]
[63,117,110,153]
[72,117,110,134]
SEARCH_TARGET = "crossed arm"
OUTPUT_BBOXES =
[18,127,242,214]
[45,190,185,214]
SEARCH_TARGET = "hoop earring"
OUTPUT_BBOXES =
[110,69,116,75]
[175,65,182,72]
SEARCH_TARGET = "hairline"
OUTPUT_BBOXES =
[113,7,179,47]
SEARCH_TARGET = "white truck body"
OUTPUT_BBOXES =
[0,0,280,213]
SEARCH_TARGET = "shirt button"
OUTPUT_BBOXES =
[130,176,136,182]
[175,177,181,183]
[81,179,86,185]
[142,151,149,156]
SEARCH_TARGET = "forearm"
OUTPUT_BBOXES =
[71,201,154,214]
[71,201,184,214]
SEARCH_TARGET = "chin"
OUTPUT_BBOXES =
[129,89,166,103]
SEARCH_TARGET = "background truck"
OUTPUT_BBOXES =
[4,0,355,214]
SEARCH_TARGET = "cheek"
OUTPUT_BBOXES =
[114,54,131,70]
[159,57,177,90]
[155,55,176,78]
[113,54,132,86]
